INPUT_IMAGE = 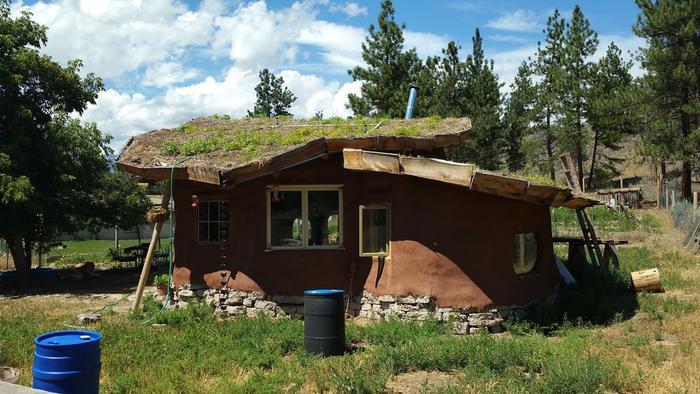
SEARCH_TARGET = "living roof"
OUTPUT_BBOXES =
[116,116,472,185]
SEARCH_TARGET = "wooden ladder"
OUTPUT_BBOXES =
[575,208,607,271]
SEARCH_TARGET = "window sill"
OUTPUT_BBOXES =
[265,246,345,252]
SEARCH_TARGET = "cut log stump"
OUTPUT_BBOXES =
[631,268,663,293]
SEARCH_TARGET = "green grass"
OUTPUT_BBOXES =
[551,206,660,236]
[46,239,172,266]
[0,304,639,393]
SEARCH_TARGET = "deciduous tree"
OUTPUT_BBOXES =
[0,3,148,284]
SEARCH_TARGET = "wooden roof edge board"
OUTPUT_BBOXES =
[398,155,474,186]
[343,148,400,174]
[470,171,529,199]
[561,196,600,209]
[116,161,221,185]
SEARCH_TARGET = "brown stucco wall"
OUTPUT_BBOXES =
[171,154,560,309]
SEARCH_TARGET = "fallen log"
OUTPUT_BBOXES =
[631,268,663,292]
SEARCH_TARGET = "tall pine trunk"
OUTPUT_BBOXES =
[680,95,692,201]
[8,236,32,285]
[588,128,600,190]
[545,109,556,181]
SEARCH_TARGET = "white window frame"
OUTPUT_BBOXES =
[266,185,343,250]
[197,200,230,244]
[359,203,391,257]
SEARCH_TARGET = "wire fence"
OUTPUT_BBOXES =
[670,200,700,254]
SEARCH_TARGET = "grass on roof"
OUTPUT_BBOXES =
[159,116,444,160]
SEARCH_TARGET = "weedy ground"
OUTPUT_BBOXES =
[0,208,698,393]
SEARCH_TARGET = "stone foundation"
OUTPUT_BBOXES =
[170,286,537,335]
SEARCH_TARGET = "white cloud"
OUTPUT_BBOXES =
[329,2,367,18]
[10,0,451,150]
[491,45,537,91]
[404,31,449,58]
[83,67,361,150]
[486,9,542,32]
[596,34,645,77]
[488,34,530,44]
[142,62,200,88]
[12,0,224,79]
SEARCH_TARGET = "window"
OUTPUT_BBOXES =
[512,233,537,274]
[198,201,229,242]
[267,185,342,249]
[359,204,390,256]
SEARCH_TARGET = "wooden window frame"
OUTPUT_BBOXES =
[196,200,231,244]
[266,184,344,250]
[359,203,391,257]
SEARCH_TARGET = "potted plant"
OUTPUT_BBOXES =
[153,274,170,297]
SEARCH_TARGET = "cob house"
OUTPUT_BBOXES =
[117,116,597,331]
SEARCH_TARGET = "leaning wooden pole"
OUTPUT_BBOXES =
[132,182,171,311]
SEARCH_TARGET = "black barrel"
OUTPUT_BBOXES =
[304,289,345,356]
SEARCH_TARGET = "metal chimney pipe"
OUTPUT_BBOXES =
[404,86,418,119]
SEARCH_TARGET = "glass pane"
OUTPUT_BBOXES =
[199,222,208,242]
[199,201,210,221]
[270,190,302,247]
[362,207,388,254]
[209,201,219,222]
[209,222,219,242]
[308,191,340,246]
[512,233,537,274]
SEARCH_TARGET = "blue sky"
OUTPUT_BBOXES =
[12,0,644,149]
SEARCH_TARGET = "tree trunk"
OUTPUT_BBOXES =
[660,160,667,179]
[545,110,555,181]
[680,108,692,201]
[8,236,31,285]
[588,128,600,190]
[681,160,692,202]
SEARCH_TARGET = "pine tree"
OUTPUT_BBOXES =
[450,29,503,170]
[433,41,469,117]
[347,0,422,117]
[587,42,634,187]
[248,69,296,118]
[533,9,567,181]
[560,5,598,190]
[635,0,700,200]
[504,62,536,172]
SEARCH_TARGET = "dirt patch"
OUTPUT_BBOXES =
[386,371,457,394]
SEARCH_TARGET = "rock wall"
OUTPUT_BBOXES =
[170,286,545,335]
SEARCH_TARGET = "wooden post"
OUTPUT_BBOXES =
[655,178,659,209]
[132,184,171,311]
[694,192,698,219]
[666,187,670,210]
[671,190,675,209]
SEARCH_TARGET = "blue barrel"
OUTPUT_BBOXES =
[304,289,345,356]
[33,330,102,393]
